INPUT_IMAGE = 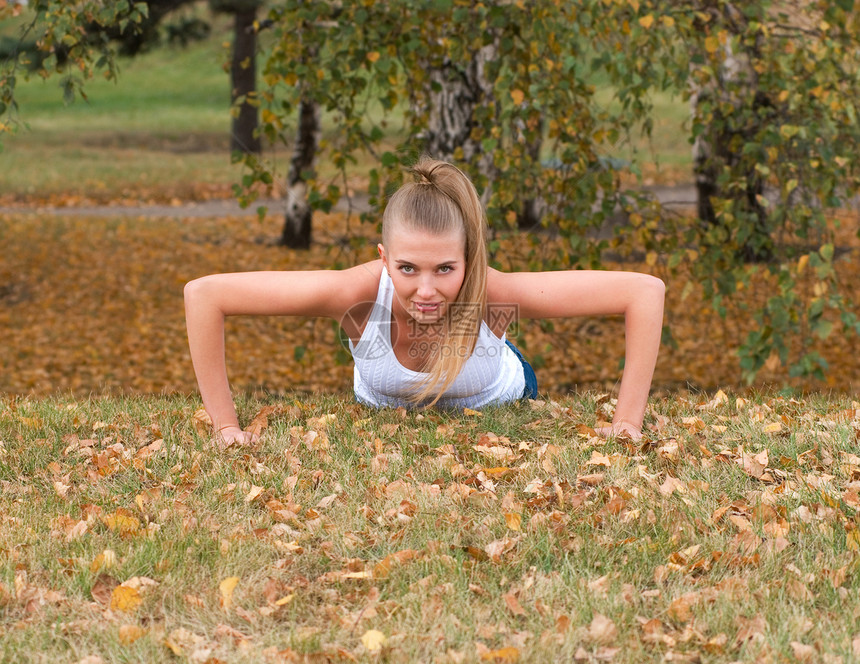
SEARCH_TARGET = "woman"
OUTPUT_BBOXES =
[184,158,665,445]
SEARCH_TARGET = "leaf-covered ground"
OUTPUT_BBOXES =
[1,211,859,399]
[1,390,859,663]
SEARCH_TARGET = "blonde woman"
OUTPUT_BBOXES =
[184,158,665,445]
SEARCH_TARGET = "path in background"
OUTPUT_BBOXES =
[0,185,700,219]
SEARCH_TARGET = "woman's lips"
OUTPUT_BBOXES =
[414,302,441,313]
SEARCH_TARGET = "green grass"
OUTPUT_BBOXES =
[0,12,248,200]
[1,391,859,662]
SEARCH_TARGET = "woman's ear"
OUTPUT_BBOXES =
[378,243,387,268]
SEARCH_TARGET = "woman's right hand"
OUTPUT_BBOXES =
[216,426,259,448]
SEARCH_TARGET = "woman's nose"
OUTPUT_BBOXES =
[416,277,436,299]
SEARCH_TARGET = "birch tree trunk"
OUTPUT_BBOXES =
[413,43,499,207]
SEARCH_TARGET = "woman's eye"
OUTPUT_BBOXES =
[400,265,414,274]
[439,265,453,273]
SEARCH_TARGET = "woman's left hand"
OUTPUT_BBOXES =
[595,421,642,441]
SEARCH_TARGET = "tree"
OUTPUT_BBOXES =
[210,0,263,155]
[0,0,263,155]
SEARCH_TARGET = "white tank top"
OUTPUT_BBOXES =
[349,270,525,409]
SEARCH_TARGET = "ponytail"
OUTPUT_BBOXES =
[382,158,488,406]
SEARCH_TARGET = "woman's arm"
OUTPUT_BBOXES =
[488,269,665,439]
[184,262,381,444]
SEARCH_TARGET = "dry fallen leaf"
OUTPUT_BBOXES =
[220,576,239,611]
[659,476,686,496]
[741,449,769,479]
[503,592,527,617]
[360,629,387,651]
[110,585,142,613]
[480,646,519,662]
[164,627,205,656]
[53,480,71,499]
[485,536,519,562]
[91,573,119,606]
[118,624,147,645]
[789,641,816,662]
[588,613,618,644]
[504,512,522,532]
[101,509,140,536]
[192,408,212,436]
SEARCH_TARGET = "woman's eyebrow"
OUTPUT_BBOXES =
[394,258,461,266]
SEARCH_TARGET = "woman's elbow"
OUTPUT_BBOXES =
[634,274,665,312]
[184,275,218,309]
[646,275,666,300]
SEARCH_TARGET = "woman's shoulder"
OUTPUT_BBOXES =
[337,259,384,301]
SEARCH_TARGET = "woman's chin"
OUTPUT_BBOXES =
[409,305,444,324]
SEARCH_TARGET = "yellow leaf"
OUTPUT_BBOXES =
[366,51,380,63]
[481,646,520,662]
[102,510,140,536]
[510,89,525,105]
[504,512,522,531]
[704,35,720,53]
[463,408,483,417]
[361,629,387,651]
[110,585,142,613]
[90,549,117,573]
[220,576,239,611]
[638,15,654,29]
[118,624,147,645]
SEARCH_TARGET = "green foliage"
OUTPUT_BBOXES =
[0,0,148,133]
[641,1,860,382]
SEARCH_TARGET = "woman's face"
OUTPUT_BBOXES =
[379,223,466,327]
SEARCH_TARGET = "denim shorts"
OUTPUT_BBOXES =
[504,339,539,400]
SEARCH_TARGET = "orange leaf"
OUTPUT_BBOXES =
[503,592,527,617]
[480,647,519,662]
[110,585,142,613]
[504,512,522,532]
[102,509,140,536]
[118,624,147,644]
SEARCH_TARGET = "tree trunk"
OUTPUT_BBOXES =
[415,43,499,206]
[690,7,772,262]
[281,98,321,249]
[517,117,544,230]
[230,7,260,154]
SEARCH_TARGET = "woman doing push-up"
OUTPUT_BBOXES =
[184,158,665,445]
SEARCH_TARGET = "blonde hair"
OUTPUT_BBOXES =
[382,157,488,406]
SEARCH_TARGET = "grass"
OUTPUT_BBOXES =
[1,390,859,662]
[0,16,240,200]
